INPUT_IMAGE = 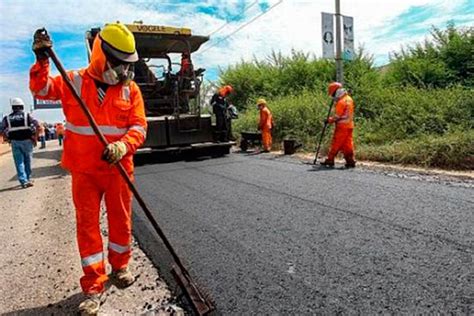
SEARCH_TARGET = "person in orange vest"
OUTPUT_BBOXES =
[257,98,273,152]
[37,122,46,148]
[55,122,65,146]
[30,24,147,314]
[321,82,356,168]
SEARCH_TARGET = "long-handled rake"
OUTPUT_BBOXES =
[313,99,335,165]
[45,42,214,315]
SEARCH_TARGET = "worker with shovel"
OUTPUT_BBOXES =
[30,23,147,314]
[320,82,356,168]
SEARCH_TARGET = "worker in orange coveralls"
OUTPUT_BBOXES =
[29,23,147,314]
[321,82,356,168]
[257,98,273,152]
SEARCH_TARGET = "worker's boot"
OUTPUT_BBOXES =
[345,161,356,168]
[111,267,135,289]
[78,293,104,316]
[320,159,335,167]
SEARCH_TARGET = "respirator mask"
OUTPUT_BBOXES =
[103,61,134,86]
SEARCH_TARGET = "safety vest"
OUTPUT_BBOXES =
[29,59,147,174]
[259,106,273,131]
[60,70,145,174]
[5,111,33,140]
[334,94,354,129]
[56,124,65,135]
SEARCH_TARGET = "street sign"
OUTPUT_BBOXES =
[321,12,335,59]
[321,13,354,61]
[343,16,354,60]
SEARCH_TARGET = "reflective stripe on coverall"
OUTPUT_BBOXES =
[327,93,355,163]
[259,105,273,151]
[29,35,147,294]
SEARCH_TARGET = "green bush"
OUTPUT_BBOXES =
[233,90,330,148]
[232,87,473,169]
[383,24,474,88]
[224,25,474,169]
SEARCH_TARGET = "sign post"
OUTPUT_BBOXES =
[321,1,354,84]
[322,12,335,59]
[335,0,343,83]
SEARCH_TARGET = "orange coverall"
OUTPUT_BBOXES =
[29,36,147,294]
[259,105,273,151]
[327,93,355,164]
[55,123,65,136]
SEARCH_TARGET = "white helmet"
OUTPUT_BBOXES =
[11,97,25,108]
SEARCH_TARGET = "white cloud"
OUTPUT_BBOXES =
[0,0,472,120]
[0,72,33,117]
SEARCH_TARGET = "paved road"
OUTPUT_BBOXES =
[133,153,473,314]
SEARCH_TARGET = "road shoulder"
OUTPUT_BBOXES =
[0,142,180,315]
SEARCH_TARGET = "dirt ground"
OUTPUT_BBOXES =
[0,141,182,315]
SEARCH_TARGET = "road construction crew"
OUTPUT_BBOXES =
[256,98,273,152]
[211,84,233,141]
[29,23,147,314]
[0,98,38,188]
[321,82,356,168]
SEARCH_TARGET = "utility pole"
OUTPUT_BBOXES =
[335,0,343,83]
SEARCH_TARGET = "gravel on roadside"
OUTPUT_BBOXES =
[0,142,182,315]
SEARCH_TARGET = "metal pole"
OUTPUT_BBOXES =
[335,0,343,83]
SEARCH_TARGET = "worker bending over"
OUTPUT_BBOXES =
[257,98,273,152]
[30,23,147,314]
[321,82,356,168]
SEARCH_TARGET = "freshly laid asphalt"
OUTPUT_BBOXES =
[132,152,473,315]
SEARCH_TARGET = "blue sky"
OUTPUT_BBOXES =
[0,0,472,122]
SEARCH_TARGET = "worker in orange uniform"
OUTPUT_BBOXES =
[30,24,147,314]
[55,122,65,146]
[321,82,356,168]
[257,98,273,152]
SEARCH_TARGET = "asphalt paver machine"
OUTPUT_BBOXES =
[85,23,234,157]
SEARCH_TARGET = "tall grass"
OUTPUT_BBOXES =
[222,25,474,169]
[232,87,473,169]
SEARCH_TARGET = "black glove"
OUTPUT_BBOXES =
[32,28,52,60]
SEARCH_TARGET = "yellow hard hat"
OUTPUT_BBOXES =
[256,98,267,105]
[99,23,138,63]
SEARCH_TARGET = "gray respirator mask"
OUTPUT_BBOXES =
[103,62,135,86]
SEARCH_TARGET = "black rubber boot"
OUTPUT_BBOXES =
[320,160,335,167]
[345,161,356,168]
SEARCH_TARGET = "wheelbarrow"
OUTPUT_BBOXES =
[240,131,261,152]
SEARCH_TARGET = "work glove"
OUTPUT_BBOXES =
[325,117,336,124]
[32,28,53,60]
[102,141,128,164]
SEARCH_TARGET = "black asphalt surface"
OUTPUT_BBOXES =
[132,153,473,315]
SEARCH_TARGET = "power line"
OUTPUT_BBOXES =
[208,0,259,37]
[200,0,284,54]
